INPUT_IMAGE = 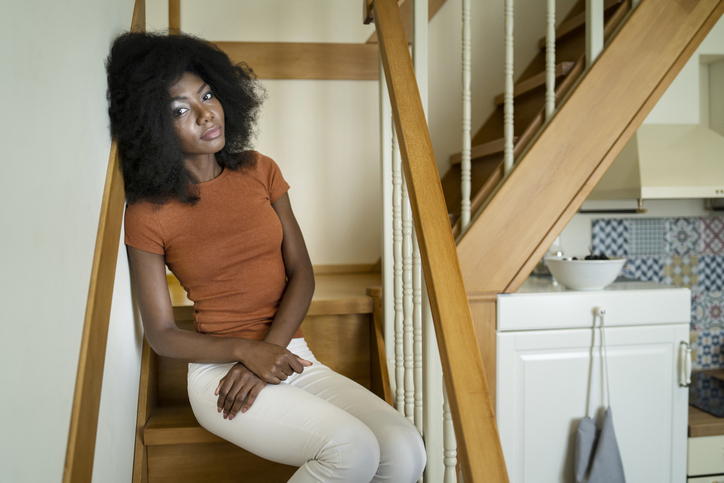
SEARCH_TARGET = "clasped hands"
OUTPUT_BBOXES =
[215,340,311,420]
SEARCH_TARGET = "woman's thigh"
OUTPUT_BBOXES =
[286,339,426,483]
[188,361,380,482]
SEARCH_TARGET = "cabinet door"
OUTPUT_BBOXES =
[496,323,689,483]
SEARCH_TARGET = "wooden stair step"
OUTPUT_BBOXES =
[449,137,517,165]
[537,0,624,49]
[144,404,298,482]
[493,62,575,106]
[145,404,223,446]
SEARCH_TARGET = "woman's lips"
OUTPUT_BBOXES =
[201,125,222,140]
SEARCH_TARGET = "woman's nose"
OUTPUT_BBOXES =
[196,106,214,124]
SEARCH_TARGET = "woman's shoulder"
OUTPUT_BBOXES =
[234,151,284,178]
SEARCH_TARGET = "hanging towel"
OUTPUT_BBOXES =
[575,408,626,483]
[574,308,626,483]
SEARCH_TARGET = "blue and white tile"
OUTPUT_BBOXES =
[621,256,663,283]
[692,328,723,370]
[692,290,724,331]
[592,219,629,257]
[698,255,724,291]
[665,217,699,256]
[629,218,665,256]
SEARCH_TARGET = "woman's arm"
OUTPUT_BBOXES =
[127,246,305,383]
[264,192,315,348]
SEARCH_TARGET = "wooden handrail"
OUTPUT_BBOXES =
[62,2,145,482]
[371,0,509,480]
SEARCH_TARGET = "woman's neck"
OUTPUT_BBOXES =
[184,154,222,183]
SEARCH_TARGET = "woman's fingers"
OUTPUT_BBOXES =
[241,382,265,414]
[226,382,249,419]
[288,353,310,374]
[218,377,240,416]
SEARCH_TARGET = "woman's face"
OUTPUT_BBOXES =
[169,72,225,158]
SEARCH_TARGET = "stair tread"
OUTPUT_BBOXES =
[537,0,624,49]
[145,404,224,446]
[449,137,518,165]
[493,61,575,106]
[169,272,381,316]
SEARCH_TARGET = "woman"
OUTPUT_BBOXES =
[106,32,425,482]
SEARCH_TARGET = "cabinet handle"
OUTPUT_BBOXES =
[679,341,692,387]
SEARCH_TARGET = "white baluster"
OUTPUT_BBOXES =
[379,56,396,397]
[422,286,444,482]
[392,124,405,415]
[545,0,556,121]
[460,0,472,229]
[586,0,604,68]
[412,230,423,434]
[402,174,414,423]
[443,380,458,483]
[503,0,515,175]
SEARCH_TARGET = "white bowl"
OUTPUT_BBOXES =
[544,256,626,291]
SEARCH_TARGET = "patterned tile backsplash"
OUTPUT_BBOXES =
[592,216,724,369]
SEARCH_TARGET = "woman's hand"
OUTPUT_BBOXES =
[241,339,311,384]
[215,363,266,419]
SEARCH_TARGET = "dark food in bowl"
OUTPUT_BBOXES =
[568,254,610,261]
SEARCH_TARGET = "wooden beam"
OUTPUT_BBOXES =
[214,41,379,80]
[373,0,508,480]
[364,0,407,24]
[168,0,180,34]
[366,0,447,43]
[457,0,724,295]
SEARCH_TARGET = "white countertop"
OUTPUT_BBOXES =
[509,275,688,295]
[497,275,691,331]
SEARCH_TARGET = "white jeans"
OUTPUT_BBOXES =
[187,338,426,482]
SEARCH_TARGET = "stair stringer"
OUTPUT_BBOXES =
[457,0,724,296]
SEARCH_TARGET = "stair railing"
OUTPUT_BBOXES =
[62,3,145,482]
[365,0,509,481]
[459,0,610,237]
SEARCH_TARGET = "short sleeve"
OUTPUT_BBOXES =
[124,202,166,255]
[259,153,290,203]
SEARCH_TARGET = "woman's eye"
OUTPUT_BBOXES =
[202,91,213,101]
[173,107,188,117]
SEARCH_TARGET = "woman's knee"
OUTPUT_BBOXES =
[375,424,426,482]
[315,420,380,482]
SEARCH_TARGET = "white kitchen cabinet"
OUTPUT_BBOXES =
[496,279,691,483]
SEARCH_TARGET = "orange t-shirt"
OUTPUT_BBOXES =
[124,152,302,340]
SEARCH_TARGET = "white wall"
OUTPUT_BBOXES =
[645,16,724,124]
[0,1,141,482]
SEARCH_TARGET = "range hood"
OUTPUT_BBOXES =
[588,124,724,200]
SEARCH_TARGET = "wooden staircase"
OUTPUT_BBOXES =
[132,269,388,483]
[442,0,631,236]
